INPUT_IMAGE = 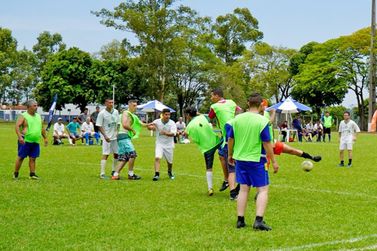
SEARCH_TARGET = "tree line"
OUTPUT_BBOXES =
[0,0,374,129]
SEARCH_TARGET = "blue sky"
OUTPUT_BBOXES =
[0,0,372,107]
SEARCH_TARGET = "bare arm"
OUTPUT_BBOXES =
[263,141,279,173]
[228,137,235,166]
[15,115,25,144]
[41,121,48,146]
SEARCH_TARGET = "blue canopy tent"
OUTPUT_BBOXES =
[266,97,311,113]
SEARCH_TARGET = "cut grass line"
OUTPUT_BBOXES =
[274,234,377,251]
[340,244,377,251]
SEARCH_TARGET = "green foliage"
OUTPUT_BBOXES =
[34,47,94,112]
[1,123,377,249]
[0,27,18,103]
[213,8,263,64]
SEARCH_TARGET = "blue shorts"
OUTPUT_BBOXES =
[118,135,136,156]
[218,143,235,173]
[236,160,269,187]
[18,142,40,159]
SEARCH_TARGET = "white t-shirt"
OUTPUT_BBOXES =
[313,123,323,131]
[53,122,65,135]
[338,120,360,142]
[82,121,94,133]
[176,121,186,131]
[153,119,177,148]
[305,123,313,131]
[96,109,119,140]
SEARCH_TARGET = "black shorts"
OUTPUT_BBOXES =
[324,127,331,134]
[204,143,222,170]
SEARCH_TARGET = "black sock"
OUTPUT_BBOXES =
[348,159,352,165]
[340,160,344,165]
[155,172,160,176]
[237,216,244,223]
[30,172,35,176]
[14,172,19,178]
[301,152,312,159]
[255,216,263,223]
[168,171,172,175]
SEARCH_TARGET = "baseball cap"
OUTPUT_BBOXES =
[58,117,63,121]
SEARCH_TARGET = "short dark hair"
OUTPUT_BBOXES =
[344,111,350,116]
[247,93,262,108]
[184,107,197,117]
[128,99,138,105]
[211,88,223,97]
[105,98,113,102]
[162,108,171,114]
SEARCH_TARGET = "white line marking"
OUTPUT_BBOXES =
[273,234,377,251]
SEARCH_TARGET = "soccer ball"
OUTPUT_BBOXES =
[301,160,314,172]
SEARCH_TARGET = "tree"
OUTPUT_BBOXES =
[213,8,263,64]
[93,0,192,102]
[290,41,348,115]
[32,31,66,73]
[0,27,18,104]
[244,42,296,103]
[34,47,94,112]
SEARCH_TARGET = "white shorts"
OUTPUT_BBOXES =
[102,139,118,155]
[339,141,353,150]
[155,144,174,164]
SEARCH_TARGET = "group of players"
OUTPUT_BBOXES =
[14,88,362,231]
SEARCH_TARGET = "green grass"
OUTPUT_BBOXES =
[1,122,377,250]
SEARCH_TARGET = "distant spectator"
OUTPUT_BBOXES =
[78,108,89,125]
[304,121,314,142]
[91,106,101,133]
[53,117,69,145]
[313,120,323,142]
[292,115,303,142]
[175,117,186,143]
[81,117,100,145]
[322,111,334,142]
[66,117,81,145]
[279,121,288,142]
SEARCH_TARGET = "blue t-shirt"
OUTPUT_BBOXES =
[227,124,270,164]
[67,121,80,134]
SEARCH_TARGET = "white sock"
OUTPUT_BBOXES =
[113,171,119,177]
[100,160,106,175]
[206,171,213,190]
[112,159,118,172]
[128,170,134,177]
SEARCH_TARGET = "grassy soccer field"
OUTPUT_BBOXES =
[1,122,377,250]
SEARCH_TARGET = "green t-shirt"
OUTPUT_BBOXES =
[22,112,42,143]
[210,99,237,139]
[186,115,220,154]
[230,112,269,162]
[125,111,142,139]
[323,115,333,128]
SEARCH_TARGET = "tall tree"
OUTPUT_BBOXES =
[0,27,18,104]
[213,8,263,64]
[93,0,192,102]
[34,47,94,112]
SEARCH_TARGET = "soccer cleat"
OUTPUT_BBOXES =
[29,174,40,180]
[219,181,229,192]
[230,189,238,200]
[128,174,141,180]
[100,174,107,179]
[237,220,246,228]
[347,163,352,168]
[112,175,120,180]
[168,173,175,180]
[312,156,322,162]
[253,221,272,231]
[337,163,345,167]
[208,188,214,196]
[152,175,160,181]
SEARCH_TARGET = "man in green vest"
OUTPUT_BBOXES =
[227,93,279,231]
[112,100,146,180]
[184,107,222,196]
[14,100,48,180]
[322,111,334,142]
[209,88,241,200]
